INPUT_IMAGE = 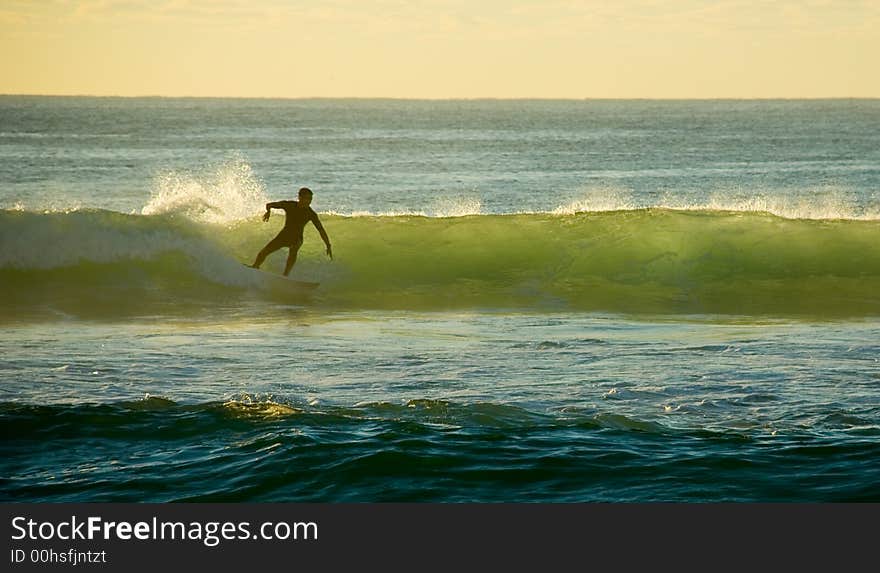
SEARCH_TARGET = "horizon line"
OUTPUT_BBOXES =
[2,93,880,102]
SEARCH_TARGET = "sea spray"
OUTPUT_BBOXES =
[142,156,269,224]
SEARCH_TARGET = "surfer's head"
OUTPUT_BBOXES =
[298,187,313,207]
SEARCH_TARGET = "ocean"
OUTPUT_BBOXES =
[1,97,878,501]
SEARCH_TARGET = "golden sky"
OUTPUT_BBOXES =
[1,0,878,98]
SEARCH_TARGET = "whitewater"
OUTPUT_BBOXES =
[1,97,879,502]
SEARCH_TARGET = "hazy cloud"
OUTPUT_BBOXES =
[2,0,877,97]
[4,0,877,34]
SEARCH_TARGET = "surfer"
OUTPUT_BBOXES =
[250,187,332,276]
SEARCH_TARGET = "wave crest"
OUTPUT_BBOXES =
[553,186,880,220]
[2,207,879,318]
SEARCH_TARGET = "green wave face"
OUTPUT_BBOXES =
[2,209,880,318]
[305,210,880,316]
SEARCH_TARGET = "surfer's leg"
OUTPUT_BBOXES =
[283,240,303,276]
[251,235,287,268]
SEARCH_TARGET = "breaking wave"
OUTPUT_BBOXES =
[2,206,879,319]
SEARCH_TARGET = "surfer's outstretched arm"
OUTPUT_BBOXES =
[262,201,284,222]
[263,201,296,222]
[311,216,333,259]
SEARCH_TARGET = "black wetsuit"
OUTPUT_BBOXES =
[268,201,325,248]
[251,198,330,274]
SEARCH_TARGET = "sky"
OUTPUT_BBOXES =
[1,0,878,98]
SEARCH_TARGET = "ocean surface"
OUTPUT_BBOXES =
[1,97,879,501]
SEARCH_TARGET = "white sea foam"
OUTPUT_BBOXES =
[550,185,880,221]
[142,155,268,224]
[551,186,637,215]
[0,209,266,288]
[429,196,483,217]
[694,189,880,221]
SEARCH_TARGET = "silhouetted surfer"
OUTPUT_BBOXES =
[250,187,332,276]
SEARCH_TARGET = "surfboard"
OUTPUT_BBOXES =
[241,263,320,290]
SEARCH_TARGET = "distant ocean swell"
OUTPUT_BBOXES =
[2,397,878,502]
[1,208,879,318]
